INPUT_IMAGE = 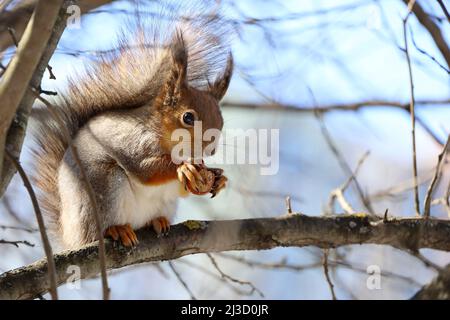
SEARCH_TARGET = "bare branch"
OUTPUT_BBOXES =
[409,26,450,74]
[446,179,450,217]
[222,99,449,146]
[322,249,337,300]
[0,0,116,53]
[0,0,69,197]
[315,112,375,216]
[402,0,450,68]
[0,224,37,233]
[221,99,450,113]
[424,134,450,217]
[436,0,450,23]
[0,214,449,300]
[0,239,34,247]
[403,2,421,216]
[177,259,256,296]
[4,150,57,300]
[168,261,196,300]
[412,263,450,299]
[206,253,264,298]
[327,151,370,215]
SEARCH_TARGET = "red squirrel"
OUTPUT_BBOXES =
[32,5,232,249]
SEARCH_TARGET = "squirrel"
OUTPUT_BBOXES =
[32,5,233,249]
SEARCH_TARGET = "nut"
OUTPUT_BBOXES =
[186,165,216,195]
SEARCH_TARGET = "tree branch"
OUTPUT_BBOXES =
[0,0,116,53]
[0,214,449,300]
[412,263,450,299]
[0,0,67,196]
[402,0,450,68]
[436,0,450,23]
[222,99,450,146]
[0,0,118,197]
[221,99,450,113]
[4,149,58,300]
[403,1,421,216]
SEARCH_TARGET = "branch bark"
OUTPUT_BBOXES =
[0,214,449,300]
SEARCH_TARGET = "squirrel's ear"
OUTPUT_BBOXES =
[209,53,233,101]
[162,31,188,107]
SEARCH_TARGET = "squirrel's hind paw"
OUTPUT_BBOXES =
[105,224,139,247]
[148,216,171,236]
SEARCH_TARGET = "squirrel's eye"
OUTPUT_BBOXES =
[181,111,197,127]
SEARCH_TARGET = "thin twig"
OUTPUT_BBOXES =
[223,99,449,147]
[168,261,196,300]
[408,250,443,272]
[327,151,370,214]
[322,249,337,300]
[315,110,376,216]
[231,185,302,204]
[369,169,433,202]
[7,27,19,47]
[31,89,110,300]
[403,1,421,216]
[206,253,264,298]
[409,27,450,74]
[0,0,14,13]
[446,179,450,218]
[218,252,422,286]
[4,150,58,300]
[221,99,450,113]
[218,253,321,271]
[437,0,450,23]
[402,0,450,68]
[0,224,38,233]
[285,196,292,214]
[423,135,450,217]
[431,197,450,217]
[0,239,34,247]
[177,259,262,296]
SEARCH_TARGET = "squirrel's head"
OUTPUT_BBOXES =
[153,33,233,162]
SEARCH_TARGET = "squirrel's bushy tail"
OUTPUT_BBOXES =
[31,1,233,241]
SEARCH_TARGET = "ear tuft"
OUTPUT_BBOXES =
[163,30,188,107]
[210,52,233,101]
[171,30,188,73]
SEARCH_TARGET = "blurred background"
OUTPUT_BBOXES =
[1,0,449,299]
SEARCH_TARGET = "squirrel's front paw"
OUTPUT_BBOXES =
[177,162,214,195]
[105,224,138,247]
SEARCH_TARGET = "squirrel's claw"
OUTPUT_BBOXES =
[105,224,138,247]
[210,173,228,198]
[177,162,205,194]
[148,216,171,236]
[177,162,226,197]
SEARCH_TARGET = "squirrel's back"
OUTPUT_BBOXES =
[32,3,232,241]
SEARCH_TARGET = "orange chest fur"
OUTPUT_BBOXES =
[141,170,178,186]
[140,171,189,197]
